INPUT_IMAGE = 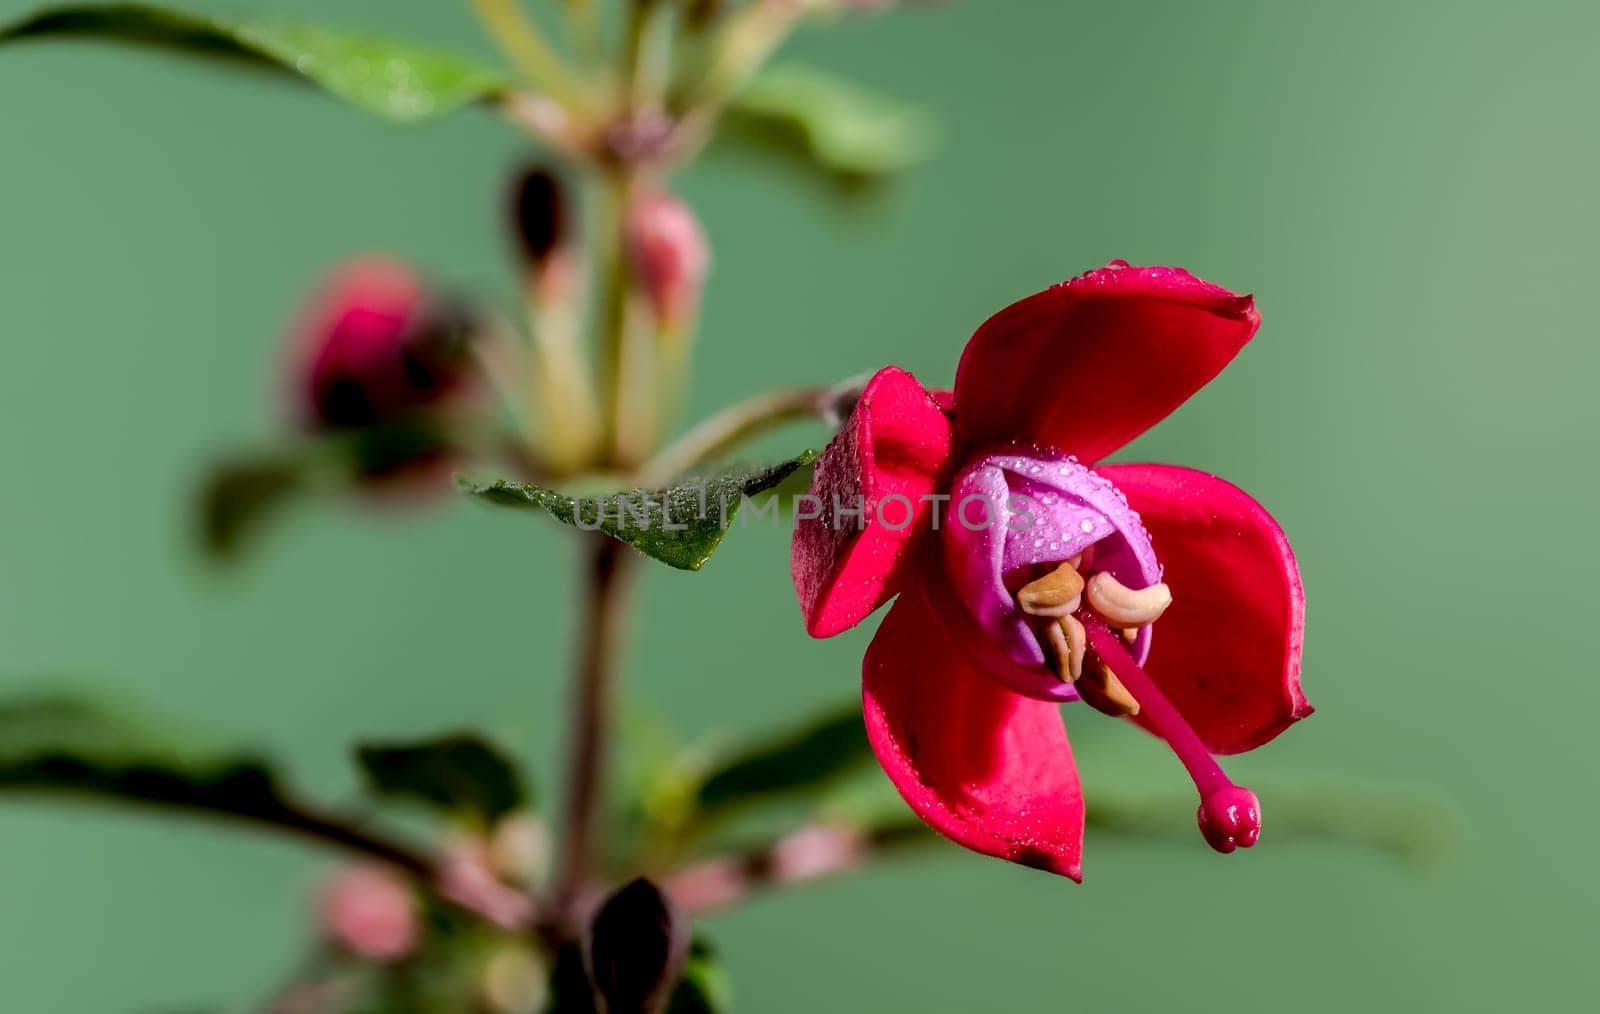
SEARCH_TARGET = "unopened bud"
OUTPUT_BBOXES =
[510,166,568,271]
[318,864,419,963]
[587,878,691,1014]
[291,256,478,431]
[625,190,709,332]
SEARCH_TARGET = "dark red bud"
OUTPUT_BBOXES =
[586,877,690,1014]
[510,166,568,269]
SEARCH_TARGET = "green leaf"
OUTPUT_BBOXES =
[666,938,730,1014]
[198,424,456,561]
[723,62,936,183]
[0,691,297,823]
[459,451,816,572]
[355,733,528,824]
[0,3,511,123]
[692,702,873,822]
[197,452,310,560]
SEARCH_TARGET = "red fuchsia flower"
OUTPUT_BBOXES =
[319,864,419,962]
[791,261,1309,880]
[290,256,477,432]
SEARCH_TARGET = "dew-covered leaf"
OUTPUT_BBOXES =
[459,452,815,572]
[0,3,511,122]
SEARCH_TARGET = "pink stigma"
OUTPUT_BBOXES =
[1079,617,1263,854]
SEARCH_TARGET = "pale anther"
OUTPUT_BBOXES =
[1085,573,1172,628]
[1018,561,1085,617]
[1078,663,1141,717]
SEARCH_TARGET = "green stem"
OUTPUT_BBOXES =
[471,0,589,109]
[637,384,836,487]
[596,169,645,467]
[669,0,801,159]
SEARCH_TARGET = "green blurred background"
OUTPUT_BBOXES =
[3,0,1596,1010]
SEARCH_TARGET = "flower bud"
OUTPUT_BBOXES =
[625,190,710,332]
[586,878,691,1014]
[291,256,478,431]
[510,166,568,275]
[318,864,419,963]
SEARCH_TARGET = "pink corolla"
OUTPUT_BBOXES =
[791,262,1309,880]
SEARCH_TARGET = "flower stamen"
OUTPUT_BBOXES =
[1076,662,1141,716]
[1084,572,1172,627]
[1043,613,1087,681]
[1017,561,1085,617]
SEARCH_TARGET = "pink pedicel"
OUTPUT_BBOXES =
[939,451,1160,701]
[1082,618,1263,853]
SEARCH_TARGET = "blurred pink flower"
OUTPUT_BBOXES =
[289,256,477,431]
[319,864,419,962]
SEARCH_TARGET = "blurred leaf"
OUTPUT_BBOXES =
[355,733,528,825]
[666,938,730,1014]
[198,452,309,560]
[198,424,455,561]
[0,691,297,823]
[722,62,935,185]
[692,701,872,823]
[460,452,816,572]
[587,878,690,1014]
[0,3,510,123]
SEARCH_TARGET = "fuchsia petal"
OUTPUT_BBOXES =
[792,367,955,638]
[863,586,1085,880]
[952,263,1260,463]
[1097,463,1310,754]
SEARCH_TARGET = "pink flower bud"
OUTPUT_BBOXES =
[625,191,709,331]
[319,865,419,962]
[291,256,477,431]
